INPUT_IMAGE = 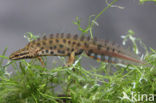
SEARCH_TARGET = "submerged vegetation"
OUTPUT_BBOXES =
[0,0,156,103]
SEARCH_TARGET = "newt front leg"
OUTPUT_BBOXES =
[37,57,45,67]
[66,52,75,67]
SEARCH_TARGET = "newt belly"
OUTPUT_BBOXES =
[9,33,144,66]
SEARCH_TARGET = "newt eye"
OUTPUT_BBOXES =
[14,54,19,57]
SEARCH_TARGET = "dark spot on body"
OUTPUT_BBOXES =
[73,34,78,40]
[50,46,53,50]
[56,39,59,43]
[63,39,66,43]
[67,48,70,51]
[75,49,83,55]
[42,51,44,54]
[77,43,81,46]
[50,51,54,55]
[72,41,76,45]
[49,40,53,44]
[68,41,71,44]
[43,35,47,40]
[107,47,109,51]
[37,43,41,47]
[97,44,102,50]
[84,42,89,48]
[46,50,49,53]
[37,38,40,41]
[67,53,70,56]
[71,48,74,52]
[112,48,115,52]
[59,44,64,48]
[54,45,57,49]
[41,47,44,50]
[58,50,65,54]
[80,36,85,41]
[42,41,46,45]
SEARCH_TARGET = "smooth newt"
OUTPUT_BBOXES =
[9,33,144,66]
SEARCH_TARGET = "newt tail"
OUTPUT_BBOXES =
[9,33,144,66]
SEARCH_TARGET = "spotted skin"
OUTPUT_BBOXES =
[9,33,144,66]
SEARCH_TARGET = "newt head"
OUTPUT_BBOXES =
[9,47,35,60]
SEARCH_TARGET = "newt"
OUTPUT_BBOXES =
[9,33,144,66]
